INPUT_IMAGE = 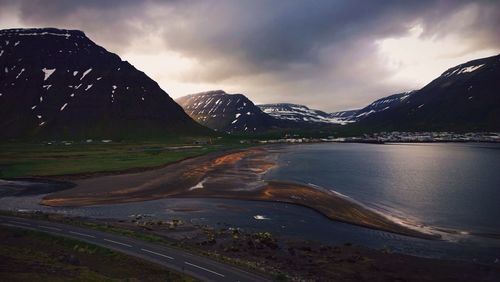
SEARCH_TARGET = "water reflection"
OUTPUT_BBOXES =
[267,143,500,234]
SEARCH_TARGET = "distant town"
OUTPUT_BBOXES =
[254,132,500,144]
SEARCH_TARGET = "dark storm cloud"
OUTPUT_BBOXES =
[0,0,164,51]
[1,0,499,111]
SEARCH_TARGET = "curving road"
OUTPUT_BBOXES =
[0,215,271,282]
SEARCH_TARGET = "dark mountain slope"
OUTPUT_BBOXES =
[359,54,500,131]
[176,90,278,133]
[344,92,415,122]
[0,28,209,140]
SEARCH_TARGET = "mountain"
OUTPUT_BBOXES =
[258,103,351,124]
[0,28,209,140]
[257,93,418,126]
[359,54,500,131]
[337,92,416,123]
[328,109,359,123]
[175,90,277,133]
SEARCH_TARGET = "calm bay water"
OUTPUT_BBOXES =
[266,142,500,235]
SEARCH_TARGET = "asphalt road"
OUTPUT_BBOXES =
[0,215,271,282]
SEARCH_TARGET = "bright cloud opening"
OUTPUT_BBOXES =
[376,24,497,90]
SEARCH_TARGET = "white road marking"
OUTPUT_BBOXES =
[9,221,30,226]
[38,225,62,231]
[69,231,96,238]
[2,223,37,231]
[184,261,225,277]
[141,248,174,260]
[103,238,132,247]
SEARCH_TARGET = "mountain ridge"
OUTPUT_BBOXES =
[258,103,351,124]
[358,54,500,131]
[176,90,278,133]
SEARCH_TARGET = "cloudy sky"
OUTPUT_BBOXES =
[1,0,499,111]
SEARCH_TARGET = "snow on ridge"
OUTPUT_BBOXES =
[356,110,376,118]
[80,68,92,80]
[443,64,485,76]
[458,64,485,74]
[60,103,68,111]
[8,31,72,39]
[15,68,25,79]
[42,68,56,81]
[400,94,410,101]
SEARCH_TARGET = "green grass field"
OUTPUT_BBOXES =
[0,139,244,178]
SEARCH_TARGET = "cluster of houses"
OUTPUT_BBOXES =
[252,132,500,144]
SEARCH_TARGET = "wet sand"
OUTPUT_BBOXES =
[41,146,436,239]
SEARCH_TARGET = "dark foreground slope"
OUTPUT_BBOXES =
[358,54,500,131]
[0,28,209,140]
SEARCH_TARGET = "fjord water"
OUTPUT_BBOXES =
[266,142,500,235]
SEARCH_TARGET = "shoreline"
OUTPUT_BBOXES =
[39,145,438,240]
[180,180,438,240]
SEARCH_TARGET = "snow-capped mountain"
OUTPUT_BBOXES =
[328,110,359,122]
[176,90,277,133]
[0,28,208,140]
[257,94,418,126]
[177,54,499,133]
[343,91,416,122]
[359,54,500,131]
[258,103,351,124]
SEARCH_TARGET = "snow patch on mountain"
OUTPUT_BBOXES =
[42,68,55,81]
[258,103,352,125]
[443,63,485,77]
